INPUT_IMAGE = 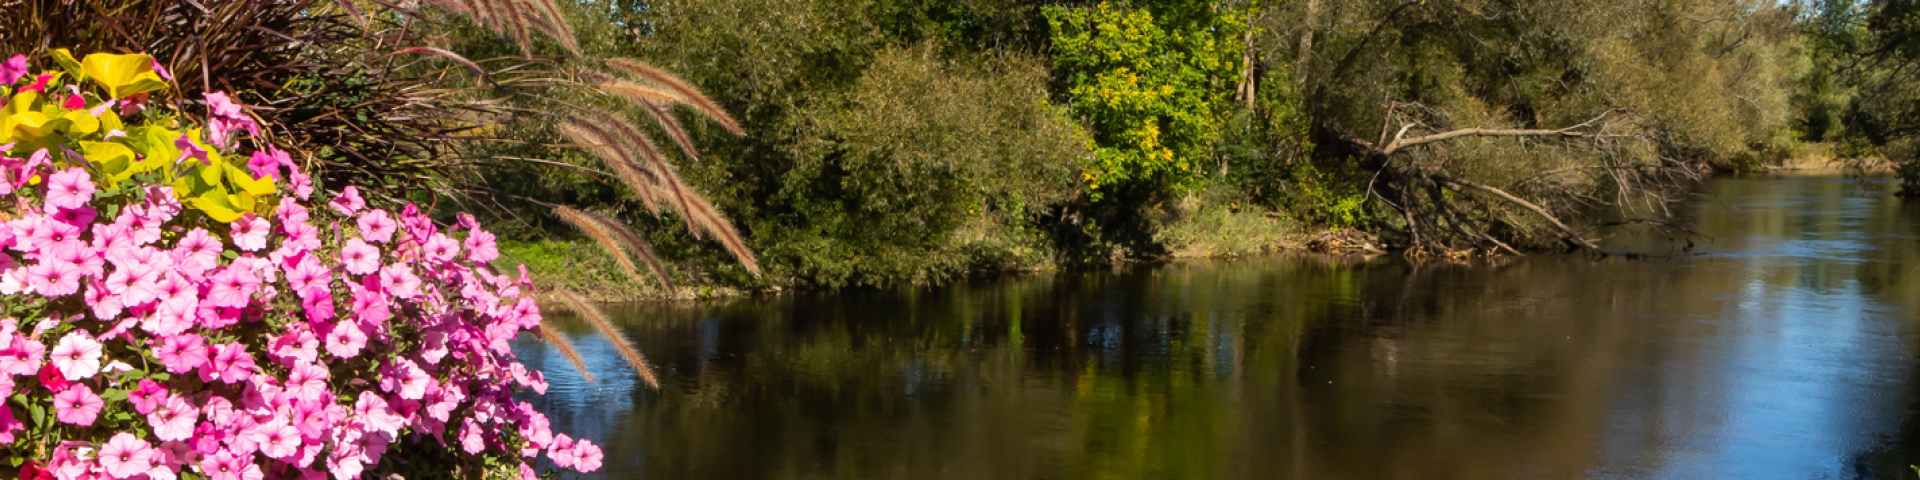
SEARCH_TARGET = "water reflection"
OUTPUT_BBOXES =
[514,175,1920,479]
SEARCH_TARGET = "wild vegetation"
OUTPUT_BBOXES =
[461,0,1885,294]
[5,1,1913,294]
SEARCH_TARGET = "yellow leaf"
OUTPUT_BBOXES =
[189,190,244,223]
[81,53,168,99]
[63,110,98,136]
[49,49,84,80]
[81,141,136,180]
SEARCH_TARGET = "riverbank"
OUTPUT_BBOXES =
[499,192,1332,302]
[505,157,1886,303]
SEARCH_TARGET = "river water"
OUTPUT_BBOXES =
[514,175,1920,479]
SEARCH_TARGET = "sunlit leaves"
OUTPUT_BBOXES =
[78,52,166,99]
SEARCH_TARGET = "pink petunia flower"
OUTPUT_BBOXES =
[229,214,270,252]
[128,379,168,415]
[149,394,199,442]
[20,74,53,94]
[549,434,577,469]
[51,384,102,426]
[340,238,379,276]
[0,336,43,375]
[572,439,605,472]
[206,266,259,308]
[48,330,101,381]
[206,343,256,384]
[356,210,397,244]
[24,260,81,297]
[248,421,302,461]
[155,334,210,374]
[173,228,222,277]
[285,361,328,402]
[325,322,367,359]
[329,186,365,216]
[379,264,421,299]
[289,173,314,201]
[99,432,156,479]
[465,229,499,263]
[0,55,26,85]
[285,253,331,298]
[423,233,461,263]
[204,92,259,149]
[45,168,93,212]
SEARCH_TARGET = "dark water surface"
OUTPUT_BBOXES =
[515,175,1920,479]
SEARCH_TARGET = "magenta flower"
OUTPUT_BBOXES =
[155,333,210,374]
[99,432,156,479]
[0,55,26,85]
[174,227,222,276]
[20,73,52,94]
[465,229,499,263]
[148,395,197,442]
[325,322,367,359]
[24,260,81,297]
[572,439,604,472]
[48,330,101,380]
[285,255,330,298]
[230,214,270,252]
[423,233,460,263]
[246,147,295,180]
[52,384,102,426]
[286,361,328,401]
[249,421,302,460]
[207,343,255,384]
[379,264,421,299]
[340,238,379,275]
[329,186,365,216]
[206,266,259,308]
[128,379,168,414]
[356,210,397,244]
[549,434,577,469]
[200,449,261,480]
[175,134,210,166]
[204,92,259,149]
[44,168,94,211]
[288,172,314,200]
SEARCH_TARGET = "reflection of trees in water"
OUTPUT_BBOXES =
[514,177,1920,480]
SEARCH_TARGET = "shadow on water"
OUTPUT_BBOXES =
[515,175,1920,480]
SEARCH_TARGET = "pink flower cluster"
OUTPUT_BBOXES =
[0,60,599,479]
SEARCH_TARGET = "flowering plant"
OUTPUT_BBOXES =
[0,51,599,479]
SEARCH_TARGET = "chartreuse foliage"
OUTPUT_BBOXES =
[1044,1,1252,200]
[2,51,272,224]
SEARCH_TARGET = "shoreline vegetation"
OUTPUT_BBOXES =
[470,0,1920,302]
[501,152,1872,304]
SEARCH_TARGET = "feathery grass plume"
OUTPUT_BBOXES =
[536,321,595,383]
[600,81,685,106]
[516,0,580,54]
[554,289,660,389]
[683,189,762,275]
[552,205,648,286]
[596,113,703,233]
[604,58,746,136]
[569,111,760,275]
[576,208,677,292]
[635,100,702,162]
[557,121,663,214]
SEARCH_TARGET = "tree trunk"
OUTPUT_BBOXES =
[1294,0,1319,87]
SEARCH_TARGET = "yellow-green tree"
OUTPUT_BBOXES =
[1045,1,1254,201]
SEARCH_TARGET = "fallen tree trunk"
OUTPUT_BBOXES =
[1330,109,1683,255]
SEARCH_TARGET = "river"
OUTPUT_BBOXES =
[513,175,1920,479]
